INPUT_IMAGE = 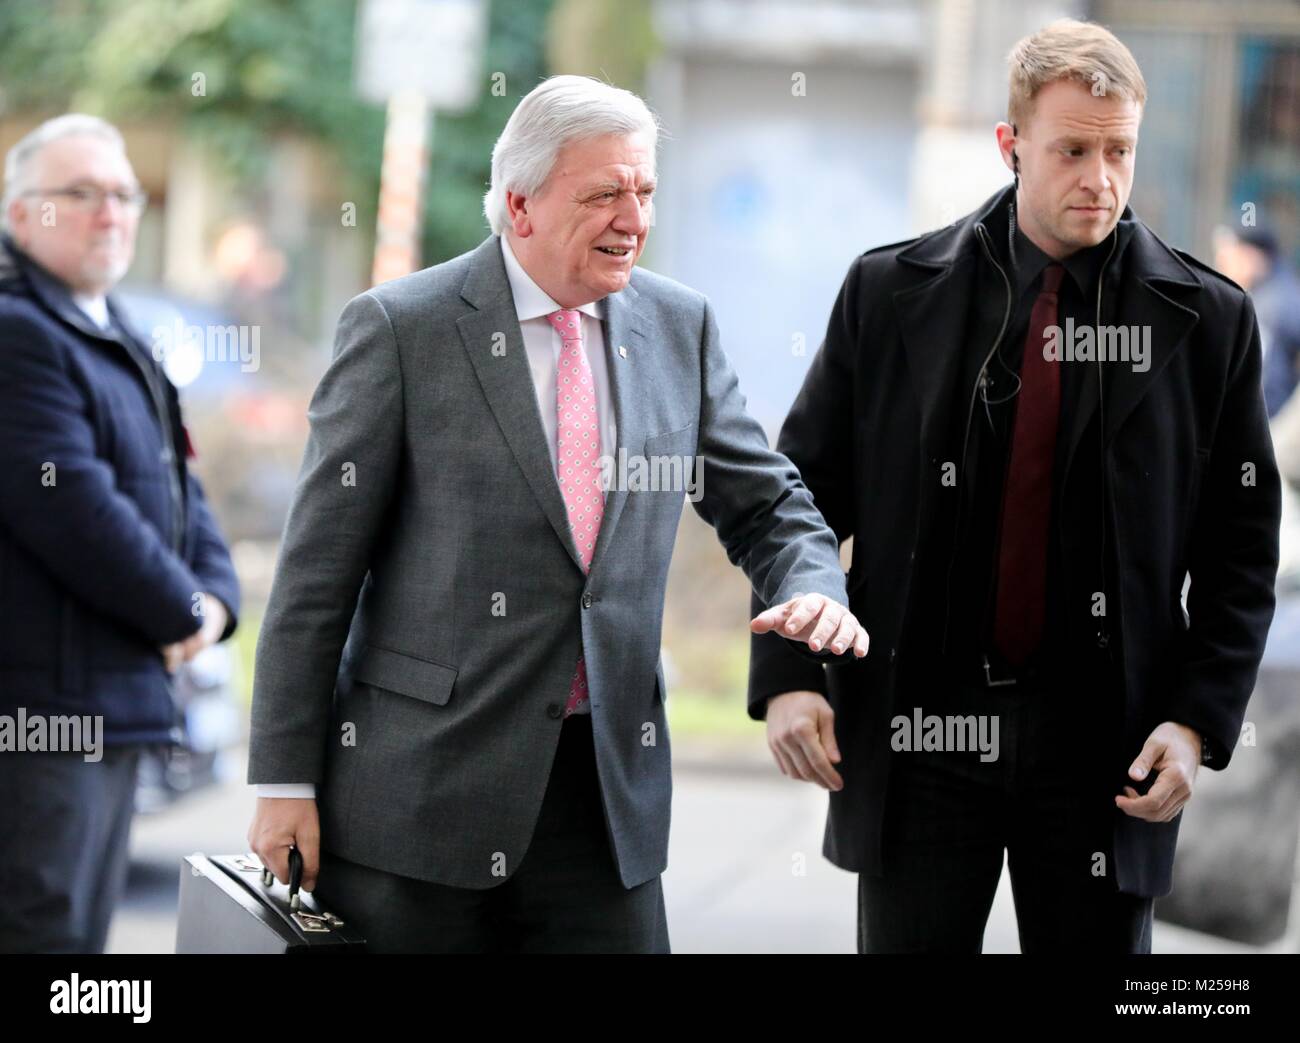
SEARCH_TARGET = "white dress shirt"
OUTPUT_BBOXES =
[500,234,617,471]
[257,235,617,800]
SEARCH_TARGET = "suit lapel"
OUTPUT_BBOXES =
[457,237,585,571]
[456,238,655,574]
[589,283,646,573]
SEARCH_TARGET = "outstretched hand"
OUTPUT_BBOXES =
[750,592,869,658]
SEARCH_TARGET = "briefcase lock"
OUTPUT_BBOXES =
[291,910,346,933]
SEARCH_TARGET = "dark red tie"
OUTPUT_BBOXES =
[993,262,1064,666]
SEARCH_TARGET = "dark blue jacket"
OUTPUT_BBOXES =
[1254,262,1300,418]
[0,237,240,745]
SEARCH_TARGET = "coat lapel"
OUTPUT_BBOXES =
[893,223,977,468]
[4,238,190,505]
[1058,222,1201,485]
[1099,226,1201,446]
[889,209,1202,490]
[16,240,157,387]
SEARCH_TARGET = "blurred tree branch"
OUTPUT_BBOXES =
[0,0,564,264]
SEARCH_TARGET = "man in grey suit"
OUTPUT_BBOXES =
[246,75,866,953]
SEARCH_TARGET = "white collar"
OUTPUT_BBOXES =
[73,293,111,330]
[499,235,602,323]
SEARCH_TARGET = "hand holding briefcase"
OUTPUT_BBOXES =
[176,848,366,954]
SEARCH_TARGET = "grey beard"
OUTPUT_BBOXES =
[78,252,130,292]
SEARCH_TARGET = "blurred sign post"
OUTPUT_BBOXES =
[356,0,487,285]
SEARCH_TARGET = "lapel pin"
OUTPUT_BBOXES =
[618,345,628,359]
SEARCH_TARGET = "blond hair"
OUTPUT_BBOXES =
[1007,19,1146,129]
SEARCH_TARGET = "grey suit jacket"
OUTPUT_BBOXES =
[248,235,847,889]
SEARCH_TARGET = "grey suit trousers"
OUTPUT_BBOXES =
[312,714,669,953]
[0,744,142,953]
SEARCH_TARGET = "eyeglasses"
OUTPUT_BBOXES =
[21,184,148,213]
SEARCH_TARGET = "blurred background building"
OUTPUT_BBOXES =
[2,0,1297,951]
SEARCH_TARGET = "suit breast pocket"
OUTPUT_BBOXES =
[640,423,699,500]
[644,423,697,451]
[351,644,458,706]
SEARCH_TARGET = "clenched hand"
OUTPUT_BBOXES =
[248,797,321,893]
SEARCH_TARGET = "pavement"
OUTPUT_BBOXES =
[107,739,1262,954]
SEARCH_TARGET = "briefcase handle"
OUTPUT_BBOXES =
[288,846,304,910]
[260,846,306,911]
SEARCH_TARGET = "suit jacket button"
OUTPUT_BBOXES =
[546,702,563,719]
[581,592,593,609]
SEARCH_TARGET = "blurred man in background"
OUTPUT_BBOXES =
[1214,225,1300,418]
[1215,225,1300,580]
[751,20,1281,953]
[0,114,240,953]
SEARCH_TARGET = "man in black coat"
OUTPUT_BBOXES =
[749,20,1281,953]
[0,115,240,953]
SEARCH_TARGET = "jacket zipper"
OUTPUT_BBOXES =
[116,327,186,556]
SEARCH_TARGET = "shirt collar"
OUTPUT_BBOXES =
[73,293,111,330]
[982,194,1133,302]
[1011,221,1104,300]
[499,235,602,323]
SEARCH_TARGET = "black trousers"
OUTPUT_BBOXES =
[0,744,142,954]
[858,673,1154,954]
[313,714,669,953]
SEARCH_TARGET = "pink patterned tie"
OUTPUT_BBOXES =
[548,308,604,717]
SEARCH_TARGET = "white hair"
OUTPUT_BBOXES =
[3,114,128,230]
[483,76,660,236]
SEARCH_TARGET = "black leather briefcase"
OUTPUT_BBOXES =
[175,848,366,954]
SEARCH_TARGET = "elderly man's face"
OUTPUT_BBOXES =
[998,79,1141,259]
[506,131,654,308]
[6,134,141,295]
